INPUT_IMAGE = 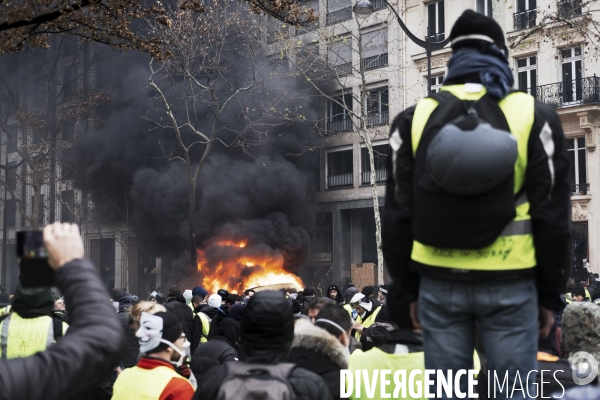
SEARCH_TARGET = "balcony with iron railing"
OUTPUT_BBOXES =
[326,7,352,25]
[328,173,353,187]
[327,118,353,133]
[361,169,387,184]
[366,111,389,127]
[532,76,600,108]
[362,53,388,70]
[572,183,590,195]
[558,0,582,18]
[514,9,537,30]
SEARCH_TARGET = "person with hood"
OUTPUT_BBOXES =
[112,311,195,400]
[300,287,316,312]
[148,290,167,305]
[288,304,351,400]
[207,293,231,340]
[348,286,425,400]
[191,318,240,378]
[228,303,245,322]
[116,294,139,368]
[0,283,69,358]
[193,291,331,400]
[382,9,571,396]
[326,284,343,304]
[0,222,125,400]
[164,285,194,341]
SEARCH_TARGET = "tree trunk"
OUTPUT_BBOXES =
[189,176,196,262]
[363,132,384,284]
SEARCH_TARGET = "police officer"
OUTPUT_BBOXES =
[382,10,571,399]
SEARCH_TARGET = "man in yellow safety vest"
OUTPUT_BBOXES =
[382,10,571,399]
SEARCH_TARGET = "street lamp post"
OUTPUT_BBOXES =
[353,0,451,94]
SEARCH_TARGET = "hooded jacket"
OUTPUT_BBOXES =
[165,294,193,340]
[288,318,349,400]
[191,319,240,378]
[326,285,343,304]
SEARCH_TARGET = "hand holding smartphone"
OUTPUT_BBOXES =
[17,230,55,287]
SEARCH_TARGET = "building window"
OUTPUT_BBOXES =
[517,56,537,96]
[365,87,389,127]
[427,1,445,42]
[562,47,582,104]
[327,148,353,187]
[430,74,444,94]
[514,0,536,30]
[476,0,493,17]
[326,0,352,25]
[90,238,115,286]
[361,28,388,70]
[558,0,582,18]
[61,190,75,223]
[572,222,588,280]
[62,67,76,101]
[296,0,320,33]
[328,36,352,76]
[567,137,587,194]
[327,93,353,133]
[361,144,389,183]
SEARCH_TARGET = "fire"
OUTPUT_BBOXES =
[196,239,303,294]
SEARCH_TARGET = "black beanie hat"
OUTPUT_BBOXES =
[239,291,294,355]
[146,311,183,354]
[571,285,586,298]
[450,9,506,53]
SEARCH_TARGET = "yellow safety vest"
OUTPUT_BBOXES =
[344,304,362,324]
[0,312,68,358]
[112,364,193,400]
[349,348,426,400]
[0,306,10,317]
[198,312,211,343]
[354,306,382,340]
[410,85,536,271]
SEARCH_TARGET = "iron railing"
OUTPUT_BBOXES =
[534,76,600,107]
[327,118,353,132]
[328,173,353,187]
[371,0,386,10]
[558,0,582,18]
[426,33,445,42]
[326,8,352,25]
[362,169,387,183]
[572,183,590,195]
[362,53,388,70]
[366,111,389,127]
[514,9,537,30]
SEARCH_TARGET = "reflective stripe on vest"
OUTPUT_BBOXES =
[198,312,211,343]
[112,365,192,400]
[348,348,426,400]
[0,313,54,359]
[410,85,536,271]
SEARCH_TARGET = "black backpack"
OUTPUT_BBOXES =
[412,91,522,249]
[217,362,297,400]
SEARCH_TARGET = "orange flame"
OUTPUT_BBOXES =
[196,239,303,294]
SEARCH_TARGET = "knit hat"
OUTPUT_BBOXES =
[136,311,183,354]
[208,294,222,308]
[571,285,586,298]
[344,287,358,304]
[183,290,193,304]
[302,287,316,297]
[450,9,507,54]
[239,290,294,355]
[192,286,208,299]
[561,303,600,375]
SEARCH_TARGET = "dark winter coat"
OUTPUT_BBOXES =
[287,318,349,400]
[191,318,240,378]
[193,353,332,400]
[0,259,125,400]
[165,294,193,340]
[116,309,139,368]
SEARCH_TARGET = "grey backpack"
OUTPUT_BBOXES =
[217,362,297,400]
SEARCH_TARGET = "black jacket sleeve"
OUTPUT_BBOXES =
[0,259,126,400]
[191,314,203,354]
[382,106,420,302]
[526,101,572,311]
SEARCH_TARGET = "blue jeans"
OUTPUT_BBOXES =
[419,275,539,400]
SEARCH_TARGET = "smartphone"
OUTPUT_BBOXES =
[17,231,55,287]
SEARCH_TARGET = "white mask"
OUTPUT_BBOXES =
[136,312,163,353]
